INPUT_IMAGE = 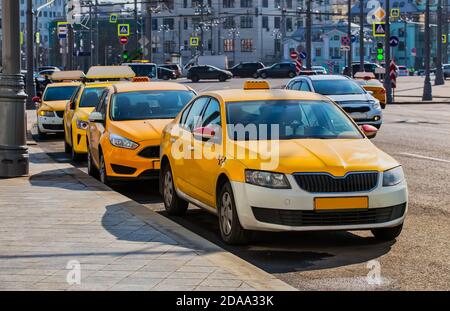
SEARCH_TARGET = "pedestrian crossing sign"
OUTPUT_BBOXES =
[190,37,200,46]
[110,14,118,23]
[373,22,386,37]
[118,24,130,37]
[443,34,447,44]
[391,8,400,18]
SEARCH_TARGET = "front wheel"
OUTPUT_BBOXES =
[162,75,169,80]
[260,72,268,79]
[99,153,112,186]
[191,75,199,82]
[288,71,296,78]
[87,149,99,179]
[252,72,259,78]
[217,182,250,245]
[37,126,46,140]
[371,224,403,241]
[219,75,227,82]
[162,163,188,216]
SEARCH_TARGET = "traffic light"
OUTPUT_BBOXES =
[122,50,129,62]
[377,42,384,61]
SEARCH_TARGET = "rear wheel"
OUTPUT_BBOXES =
[219,74,227,82]
[162,74,169,80]
[191,75,199,82]
[252,72,259,78]
[371,224,403,241]
[288,71,296,78]
[162,163,188,216]
[217,182,249,244]
[260,72,268,79]
[64,139,71,154]
[87,148,99,179]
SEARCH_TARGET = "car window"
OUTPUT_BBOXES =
[198,98,222,143]
[79,87,105,108]
[289,80,302,91]
[43,86,78,101]
[128,64,157,78]
[96,90,108,116]
[184,97,210,132]
[311,79,365,95]
[70,86,83,108]
[299,81,311,91]
[226,100,363,140]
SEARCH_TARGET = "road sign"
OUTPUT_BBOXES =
[295,59,303,74]
[341,35,350,46]
[190,36,200,46]
[389,36,399,47]
[443,34,447,44]
[118,24,130,37]
[290,51,298,60]
[390,60,397,89]
[351,35,357,43]
[57,22,68,39]
[299,51,307,59]
[391,8,400,18]
[110,14,118,23]
[373,22,386,37]
[119,36,128,45]
[340,46,351,51]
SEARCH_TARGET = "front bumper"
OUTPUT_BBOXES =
[37,114,64,133]
[72,127,88,154]
[230,174,407,232]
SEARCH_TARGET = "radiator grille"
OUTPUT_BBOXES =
[294,172,379,193]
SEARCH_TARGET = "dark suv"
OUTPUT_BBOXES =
[256,62,297,78]
[229,62,265,78]
[187,65,233,82]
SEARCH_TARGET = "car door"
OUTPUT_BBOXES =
[172,96,210,198]
[189,97,223,207]
[64,85,82,144]
[88,90,108,168]
[270,64,281,77]
[206,66,217,79]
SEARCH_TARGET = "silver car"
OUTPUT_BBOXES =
[285,75,383,128]
[443,64,450,79]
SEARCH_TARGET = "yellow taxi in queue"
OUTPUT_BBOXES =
[35,71,84,138]
[86,81,196,184]
[63,66,136,161]
[160,80,408,244]
[354,72,387,109]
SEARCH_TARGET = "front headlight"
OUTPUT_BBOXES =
[76,119,89,130]
[39,110,54,117]
[383,166,405,186]
[369,99,381,110]
[245,169,291,189]
[109,134,139,150]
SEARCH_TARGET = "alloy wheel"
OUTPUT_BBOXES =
[220,192,233,236]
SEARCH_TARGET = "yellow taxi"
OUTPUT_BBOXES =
[160,81,408,244]
[354,72,387,109]
[63,66,135,161]
[86,81,196,184]
[35,71,84,138]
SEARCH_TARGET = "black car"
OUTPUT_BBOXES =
[187,65,233,82]
[159,63,182,78]
[256,62,297,78]
[229,62,265,78]
[157,66,177,80]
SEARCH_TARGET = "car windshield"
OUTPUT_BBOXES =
[79,87,105,108]
[226,100,363,140]
[110,90,195,121]
[128,64,157,78]
[43,86,78,101]
[312,79,366,95]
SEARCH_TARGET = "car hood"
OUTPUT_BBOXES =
[40,100,68,111]
[74,107,96,121]
[227,138,398,176]
[325,93,373,103]
[109,119,173,143]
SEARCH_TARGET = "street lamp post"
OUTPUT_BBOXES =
[228,28,240,66]
[0,0,29,177]
[25,0,35,109]
[347,0,352,70]
[435,0,445,85]
[359,0,365,71]
[384,0,392,105]
[422,0,433,100]
[305,0,312,69]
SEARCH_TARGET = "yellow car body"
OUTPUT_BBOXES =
[36,81,81,137]
[86,81,196,183]
[63,81,120,160]
[356,79,387,108]
[160,81,408,244]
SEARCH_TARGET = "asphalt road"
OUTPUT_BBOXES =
[34,78,450,290]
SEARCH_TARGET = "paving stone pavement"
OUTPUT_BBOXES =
[0,131,293,291]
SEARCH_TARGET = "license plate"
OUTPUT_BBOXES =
[314,197,368,211]
[350,112,367,119]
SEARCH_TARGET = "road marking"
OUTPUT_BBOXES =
[398,152,450,163]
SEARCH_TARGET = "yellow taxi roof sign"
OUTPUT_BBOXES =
[51,70,85,81]
[86,66,136,80]
[354,72,376,80]
[243,80,270,90]
[132,76,151,82]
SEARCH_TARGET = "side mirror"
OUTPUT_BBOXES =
[88,112,104,123]
[367,90,374,95]
[32,96,41,103]
[193,126,216,141]
[360,124,378,139]
[69,100,75,110]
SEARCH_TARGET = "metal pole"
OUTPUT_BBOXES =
[67,25,74,70]
[95,0,99,65]
[89,2,94,67]
[359,0,364,71]
[347,0,352,70]
[0,0,29,177]
[444,5,448,64]
[26,0,35,109]
[134,0,139,53]
[435,0,445,85]
[34,13,39,71]
[306,0,312,69]
[423,0,433,100]
[384,0,392,105]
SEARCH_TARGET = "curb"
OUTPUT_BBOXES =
[26,113,296,291]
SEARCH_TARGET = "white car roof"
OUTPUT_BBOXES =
[297,74,349,81]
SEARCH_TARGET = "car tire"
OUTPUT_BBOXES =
[371,224,403,241]
[162,75,169,80]
[288,71,296,78]
[37,126,46,140]
[217,182,250,245]
[87,149,99,179]
[99,153,112,186]
[381,103,386,109]
[191,75,199,82]
[260,72,268,79]
[252,72,259,78]
[374,124,382,129]
[71,135,84,162]
[219,74,227,82]
[162,163,188,216]
[64,139,71,154]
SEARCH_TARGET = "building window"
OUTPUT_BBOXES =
[241,39,253,52]
[286,0,293,8]
[262,16,269,29]
[223,17,235,29]
[275,0,280,8]
[183,0,188,8]
[163,18,174,30]
[286,18,292,32]
[315,48,322,57]
[184,18,188,30]
[223,39,234,52]
[152,19,158,31]
[240,16,253,28]
[223,0,235,8]
[240,0,252,8]
[164,41,174,53]
[274,39,281,53]
[262,0,268,7]
[274,17,281,29]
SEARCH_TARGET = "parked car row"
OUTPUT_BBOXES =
[33,67,407,245]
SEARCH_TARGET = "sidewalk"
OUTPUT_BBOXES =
[393,76,450,104]
[0,113,294,291]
